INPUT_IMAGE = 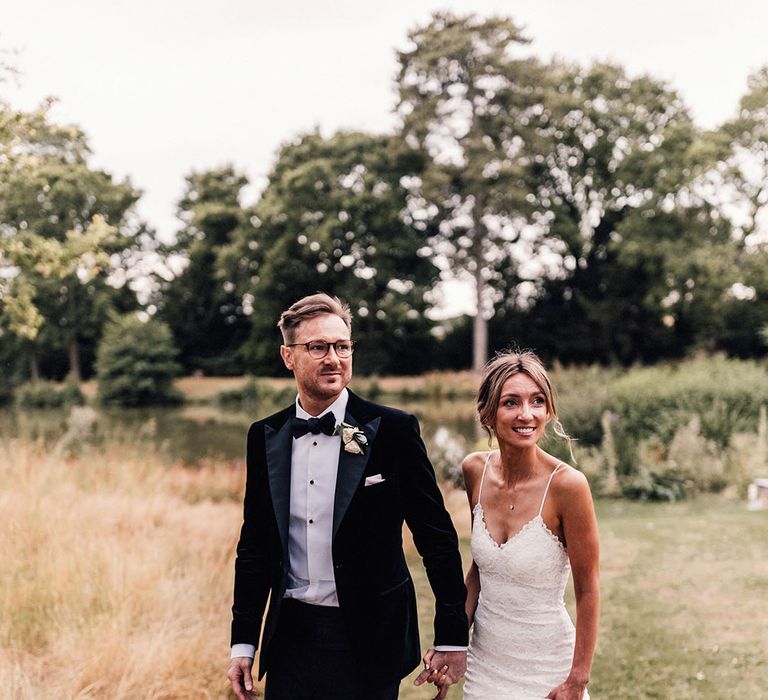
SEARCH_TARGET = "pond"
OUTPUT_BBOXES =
[0,397,481,483]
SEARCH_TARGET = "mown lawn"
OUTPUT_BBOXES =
[400,498,768,699]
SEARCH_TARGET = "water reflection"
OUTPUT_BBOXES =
[0,398,478,479]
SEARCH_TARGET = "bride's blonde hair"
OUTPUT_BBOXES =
[477,349,574,459]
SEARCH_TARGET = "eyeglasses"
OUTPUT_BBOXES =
[287,340,355,359]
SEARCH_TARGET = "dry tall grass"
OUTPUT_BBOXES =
[0,440,245,700]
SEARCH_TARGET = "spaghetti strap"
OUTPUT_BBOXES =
[538,463,564,516]
[477,451,494,507]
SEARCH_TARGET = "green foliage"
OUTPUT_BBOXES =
[0,98,142,381]
[542,358,768,500]
[96,315,182,406]
[220,131,439,375]
[516,62,705,364]
[156,166,252,375]
[396,12,543,370]
[552,365,620,446]
[608,357,768,450]
[214,377,295,408]
[5,32,768,383]
[14,379,85,409]
[618,468,690,502]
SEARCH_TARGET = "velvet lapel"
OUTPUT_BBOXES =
[332,405,380,538]
[265,412,294,560]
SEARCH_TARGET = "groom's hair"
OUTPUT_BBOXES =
[278,293,352,344]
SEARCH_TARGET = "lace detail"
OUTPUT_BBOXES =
[464,503,591,700]
[477,504,567,554]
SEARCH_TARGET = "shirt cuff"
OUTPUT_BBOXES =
[231,644,256,659]
[434,645,468,652]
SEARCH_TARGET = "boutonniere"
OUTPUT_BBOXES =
[334,422,368,455]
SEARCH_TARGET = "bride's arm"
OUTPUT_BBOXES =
[461,453,483,630]
[552,468,600,696]
[464,561,480,628]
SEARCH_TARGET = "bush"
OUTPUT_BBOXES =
[216,377,270,407]
[14,380,85,408]
[555,358,768,500]
[554,365,619,447]
[96,315,182,407]
[607,357,768,450]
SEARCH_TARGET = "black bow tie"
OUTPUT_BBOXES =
[291,412,337,439]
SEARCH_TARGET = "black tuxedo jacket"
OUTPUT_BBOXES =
[230,390,468,683]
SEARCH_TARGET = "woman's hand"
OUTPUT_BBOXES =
[546,677,588,700]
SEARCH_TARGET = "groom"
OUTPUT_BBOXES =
[227,294,468,699]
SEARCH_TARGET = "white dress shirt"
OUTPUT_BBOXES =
[231,390,347,660]
[283,389,347,605]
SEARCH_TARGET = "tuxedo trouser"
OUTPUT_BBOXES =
[264,598,399,700]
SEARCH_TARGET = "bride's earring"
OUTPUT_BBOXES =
[485,424,495,448]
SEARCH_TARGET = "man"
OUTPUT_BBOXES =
[227,293,468,700]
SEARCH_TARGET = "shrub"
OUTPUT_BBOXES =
[216,377,270,407]
[607,357,768,450]
[96,315,182,406]
[555,365,618,447]
[61,379,86,406]
[14,380,85,408]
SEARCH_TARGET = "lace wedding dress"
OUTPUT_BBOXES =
[463,455,590,700]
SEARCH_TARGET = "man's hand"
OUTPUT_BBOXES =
[227,656,257,700]
[413,649,467,699]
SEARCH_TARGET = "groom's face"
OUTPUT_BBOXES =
[280,313,353,404]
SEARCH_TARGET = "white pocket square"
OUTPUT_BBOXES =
[364,474,386,487]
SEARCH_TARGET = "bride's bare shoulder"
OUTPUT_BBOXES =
[550,463,593,503]
[462,451,491,481]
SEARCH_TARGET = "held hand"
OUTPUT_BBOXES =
[413,649,467,698]
[227,657,257,700]
[546,678,588,700]
[413,648,440,687]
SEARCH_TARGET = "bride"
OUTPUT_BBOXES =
[428,350,600,699]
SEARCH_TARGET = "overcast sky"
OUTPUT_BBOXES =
[2,0,767,301]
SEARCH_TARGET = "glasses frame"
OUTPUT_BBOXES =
[286,339,355,359]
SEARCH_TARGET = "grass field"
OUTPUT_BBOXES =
[1,440,766,699]
[401,497,768,699]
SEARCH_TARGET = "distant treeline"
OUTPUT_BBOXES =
[2,11,768,383]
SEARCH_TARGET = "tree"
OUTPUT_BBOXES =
[517,61,700,362]
[652,67,768,357]
[0,100,141,380]
[704,66,768,244]
[156,166,252,375]
[221,130,439,375]
[395,12,545,371]
[96,314,181,406]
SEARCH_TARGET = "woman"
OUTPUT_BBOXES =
[429,350,600,699]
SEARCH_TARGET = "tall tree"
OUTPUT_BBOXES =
[220,130,439,375]
[518,61,699,362]
[156,166,252,374]
[693,65,768,354]
[395,12,544,371]
[0,98,140,379]
[0,215,121,377]
[701,66,768,245]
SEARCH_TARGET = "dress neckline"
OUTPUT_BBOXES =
[474,503,566,552]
